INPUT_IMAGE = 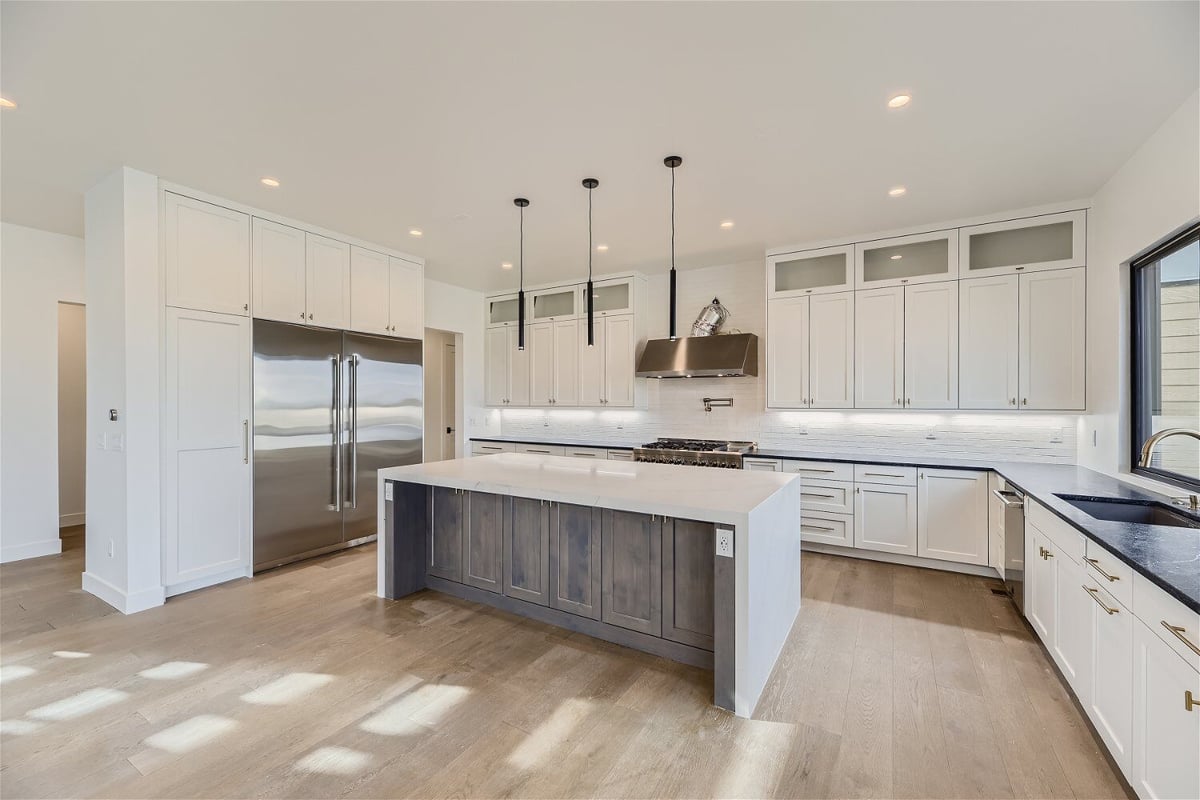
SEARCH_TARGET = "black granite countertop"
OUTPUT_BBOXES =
[469,436,1200,612]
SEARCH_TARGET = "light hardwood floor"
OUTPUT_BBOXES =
[1,541,1130,799]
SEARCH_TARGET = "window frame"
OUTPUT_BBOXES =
[1129,222,1200,493]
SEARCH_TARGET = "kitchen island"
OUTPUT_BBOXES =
[376,452,802,717]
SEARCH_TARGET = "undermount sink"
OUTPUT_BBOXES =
[1055,495,1200,529]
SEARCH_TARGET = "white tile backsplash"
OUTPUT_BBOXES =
[497,261,1079,463]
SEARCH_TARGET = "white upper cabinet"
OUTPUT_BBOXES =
[808,292,855,408]
[388,258,424,339]
[487,294,523,327]
[916,469,988,565]
[252,217,306,324]
[485,327,510,406]
[579,314,607,407]
[855,229,959,289]
[767,245,854,298]
[589,277,635,316]
[305,233,351,329]
[529,319,579,406]
[531,286,579,321]
[1019,267,1086,410]
[855,286,905,408]
[959,275,1019,409]
[529,322,557,406]
[960,210,1086,278]
[767,296,810,407]
[582,313,636,407]
[904,281,958,409]
[164,192,250,315]
[349,246,391,335]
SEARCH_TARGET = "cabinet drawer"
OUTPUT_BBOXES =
[564,447,607,459]
[606,449,634,461]
[515,443,566,457]
[1027,501,1086,563]
[798,480,853,514]
[744,457,783,472]
[783,460,854,481]
[854,464,917,486]
[1133,572,1200,670]
[800,511,853,547]
[471,442,513,456]
[1083,540,1133,610]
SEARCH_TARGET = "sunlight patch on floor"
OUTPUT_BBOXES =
[294,746,372,776]
[52,651,91,659]
[0,719,43,735]
[144,714,238,754]
[138,661,209,680]
[27,687,129,721]
[713,719,795,798]
[360,683,470,735]
[240,672,334,706]
[507,698,592,770]
[0,665,36,684]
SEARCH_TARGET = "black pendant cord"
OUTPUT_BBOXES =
[583,178,599,347]
[514,197,529,351]
[665,156,682,340]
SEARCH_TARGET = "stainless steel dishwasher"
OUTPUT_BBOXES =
[993,483,1026,612]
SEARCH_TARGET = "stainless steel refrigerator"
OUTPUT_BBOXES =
[252,320,422,572]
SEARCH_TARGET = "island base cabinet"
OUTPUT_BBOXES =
[549,503,602,620]
[1131,620,1200,800]
[661,519,715,650]
[503,497,550,606]
[462,491,503,593]
[601,510,662,636]
[427,487,464,582]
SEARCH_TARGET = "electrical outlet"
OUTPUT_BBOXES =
[716,528,734,558]
[107,539,114,558]
[384,482,394,501]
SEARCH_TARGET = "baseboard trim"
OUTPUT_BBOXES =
[165,566,251,598]
[802,542,1001,578]
[59,512,85,528]
[82,571,165,614]
[1,538,63,564]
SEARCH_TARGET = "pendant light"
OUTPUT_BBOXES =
[582,177,599,347]
[664,155,682,340]
[514,197,529,350]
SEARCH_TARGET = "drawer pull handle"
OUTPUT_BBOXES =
[1084,557,1120,582]
[1161,621,1200,657]
[799,468,836,473]
[1038,546,1054,560]
[802,524,837,532]
[1083,585,1119,615]
[1187,690,1197,712]
[863,472,904,478]
[801,492,838,500]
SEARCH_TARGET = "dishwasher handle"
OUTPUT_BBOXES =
[992,489,1024,509]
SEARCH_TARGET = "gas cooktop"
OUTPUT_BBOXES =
[633,438,756,468]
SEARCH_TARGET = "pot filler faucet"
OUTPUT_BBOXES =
[1137,428,1200,510]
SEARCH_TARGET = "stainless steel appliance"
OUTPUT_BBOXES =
[252,320,422,572]
[993,484,1026,612]
[633,438,756,469]
[635,333,758,378]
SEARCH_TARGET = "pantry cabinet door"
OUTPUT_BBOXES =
[388,258,424,339]
[305,233,351,329]
[349,246,391,335]
[959,275,1019,409]
[1019,267,1085,410]
[916,469,987,565]
[904,282,958,409]
[809,292,854,408]
[603,314,637,407]
[1131,620,1200,800]
[164,192,250,316]
[855,287,904,409]
[252,217,307,323]
[767,296,809,408]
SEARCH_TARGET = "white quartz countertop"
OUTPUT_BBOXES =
[379,453,799,526]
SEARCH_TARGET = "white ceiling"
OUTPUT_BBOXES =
[2,1,1196,291]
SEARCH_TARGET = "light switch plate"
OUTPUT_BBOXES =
[716,528,734,558]
[384,482,393,501]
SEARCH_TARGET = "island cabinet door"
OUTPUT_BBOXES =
[462,492,503,593]
[661,518,715,650]
[549,502,602,620]
[504,496,551,606]
[427,486,463,582]
[601,510,663,636]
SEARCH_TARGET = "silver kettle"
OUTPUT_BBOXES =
[692,298,730,337]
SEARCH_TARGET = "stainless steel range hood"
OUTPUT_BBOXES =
[635,333,759,378]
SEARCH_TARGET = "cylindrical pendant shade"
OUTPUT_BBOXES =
[517,289,525,350]
[586,280,595,347]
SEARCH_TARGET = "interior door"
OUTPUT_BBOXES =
[442,343,456,458]
[342,331,423,543]
[854,286,904,408]
[809,292,854,408]
[904,282,959,408]
[252,320,344,571]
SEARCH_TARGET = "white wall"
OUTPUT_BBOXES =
[0,223,85,562]
[57,302,87,527]
[1078,90,1200,479]
[499,260,1081,462]
[424,277,496,452]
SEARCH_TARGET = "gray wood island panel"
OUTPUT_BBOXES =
[662,518,716,650]
[427,486,463,582]
[549,502,602,620]
[503,496,550,605]
[462,491,503,593]
[601,509,663,636]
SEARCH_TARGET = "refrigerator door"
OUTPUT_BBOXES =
[341,332,423,543]
[253,320,345,571]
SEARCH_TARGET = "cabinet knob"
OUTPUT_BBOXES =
[896,398,902,406]
[300,312,305,320]
[308,313,314,320]
[1022,398,1028,406]
[1010,398,1017,405]
[243,303,249,311]
[905,398,911,406]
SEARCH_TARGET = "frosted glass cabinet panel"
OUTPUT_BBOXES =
[488,295,522,327]
[532,288,578,320]
[767,245,854,297]
[960,210,1086,276]
[856,230,959,288]
[590,280,632,315]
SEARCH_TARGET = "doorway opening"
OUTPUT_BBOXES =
[423,328,462,462]
[57,301,86,553]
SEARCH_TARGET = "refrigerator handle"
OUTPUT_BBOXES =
[330,355,342,512]
[349,353,360,510]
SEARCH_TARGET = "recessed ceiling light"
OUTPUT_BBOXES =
[887,93,911,109]
[0,97,15,109]
[888,186,907,197]
[596,244,608,252]
[501,262,513,270]
[260,177,280,187]
[409,229,423,237]
[720,220,735,229]
[890,254,903,260]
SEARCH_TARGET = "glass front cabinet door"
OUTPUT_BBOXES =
[855,229,959,289]
[767,245,854,298]
[959,210,1086,277]
[531,287,579,321]
[487,294,523,327]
